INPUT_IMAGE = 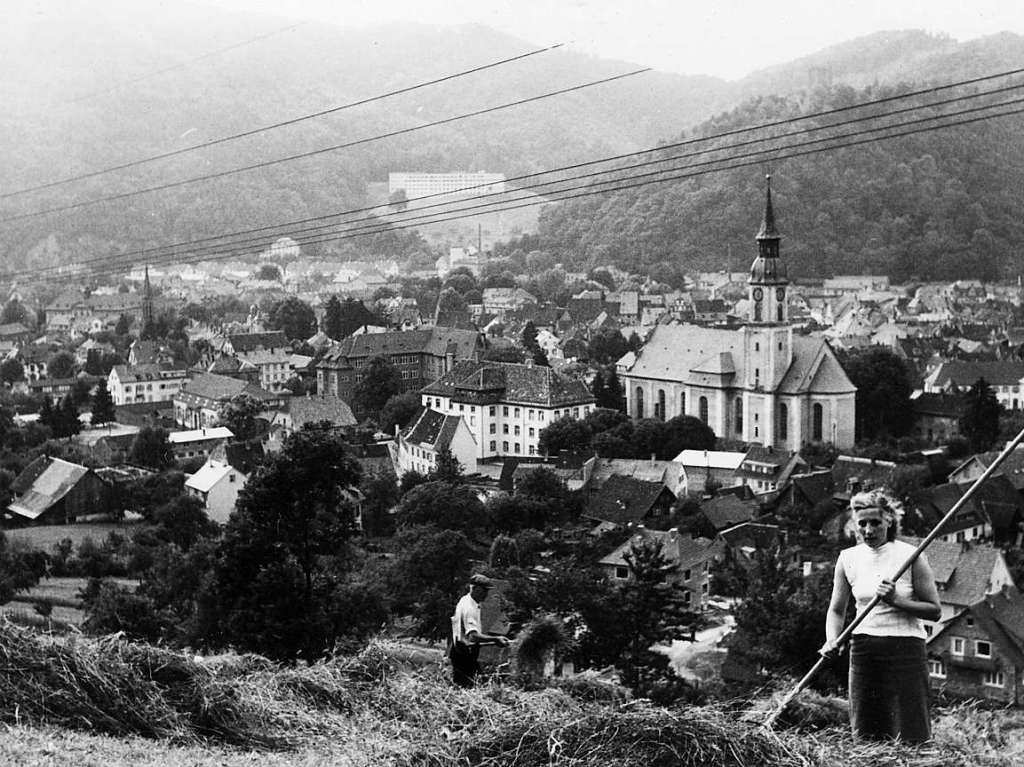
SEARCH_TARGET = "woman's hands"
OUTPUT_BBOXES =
[876,578,897,606]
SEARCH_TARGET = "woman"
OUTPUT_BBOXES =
[820,489,942,743]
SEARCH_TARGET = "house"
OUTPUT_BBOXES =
[393,407,478,477]
[184,441,264,524]
[927,586,1024,706]
[672,449,746,494]
[108,363,189,406]
[911,392,965,444]
[271,394,357,438]
[618,182,856,450]
[167,426,235,461]
[950,446,1024,493]
[220,331,293,392]
[419,359,596,459]
[599,527,718,611]
[901,537,1015,626]
[173,372,284,429]
[581,474,676,529]
[6,456,112,525]
[906,474,1024,546]
[734,445,808,497]
[718,521,793,570]
[316,326,484,403]
[923,360,1024,410]
[586,457,686,497]
[701,494,760,533]
[482,287,538,315]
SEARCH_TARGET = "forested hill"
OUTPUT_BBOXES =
[534,84,1024,283]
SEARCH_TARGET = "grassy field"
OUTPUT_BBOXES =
[6,522,144,551]
[0,577,140,628]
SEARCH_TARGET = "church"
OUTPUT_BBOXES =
[617,178,857,450]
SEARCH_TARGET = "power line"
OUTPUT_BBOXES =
[0,67,649,225]
[2,42,565,200]
[17,70,1024,279]
[43,98,1024,284]
[19,78,1022,281]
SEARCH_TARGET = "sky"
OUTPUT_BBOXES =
[196,0,1024,80]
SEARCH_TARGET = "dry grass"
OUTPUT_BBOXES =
[0,620,1021,766]
[6,522,142,551]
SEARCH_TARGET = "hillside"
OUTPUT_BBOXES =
[2,1,1023,278]
[0,620,1020,766]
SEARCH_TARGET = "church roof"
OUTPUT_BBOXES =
[756,176,780,240]
[619,323,855,395]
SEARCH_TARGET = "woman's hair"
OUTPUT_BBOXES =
[850,488,900,542]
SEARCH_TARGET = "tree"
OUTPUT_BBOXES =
[151,495,219,551]
[379,391,422,435]
[521,321,540,359]
[47,351,77,380]
[323,295,343,340]
[589,326,631,365]
[90,379,116,426]
[209,422,364,660]
[218,393,263,441]
[0,358,24,385]
[0,533,46,604]
[114,313,132,336]
[256,264,282,281]
[353,356,401,420]
[393,481,485,533]
[361,470,399,537]
[1,299,32,327]
[269,297,316,340]
[960,378,1002,453]
[129,426,173,469]
[839,347,914,441]
[52,394,82,439]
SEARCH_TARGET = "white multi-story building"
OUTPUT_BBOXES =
[418,360,596,459]
[108,363,189,405]
[388,171,505,200]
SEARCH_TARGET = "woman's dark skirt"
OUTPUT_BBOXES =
[849,635,930,743]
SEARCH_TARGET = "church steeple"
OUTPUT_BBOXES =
[748,175,789,323]
[142,265,154,329]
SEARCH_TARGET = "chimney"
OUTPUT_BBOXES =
[526,358,534,368]
[650,453,656,466]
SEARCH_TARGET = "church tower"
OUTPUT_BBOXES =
[142,265,154,329]
[748,175,789,324]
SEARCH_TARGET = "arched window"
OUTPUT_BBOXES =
[777,303,784,322]
[734,398,743,434]
[656,389,666,421]
[680,391,686,416]
[812,403,823,441]
[699,396,709,425]
[636,387,644,419]
[778,403,788,440]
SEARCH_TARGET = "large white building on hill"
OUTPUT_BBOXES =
[617,178,857,450]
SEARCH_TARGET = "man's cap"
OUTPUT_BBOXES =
[469,573,495,589]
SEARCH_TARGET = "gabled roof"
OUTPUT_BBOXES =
[421,360,594,407]
[402,407,463,451]
[184,461,233,493]
[929,586,1024,668]
[901,537,1006,607]
[177,373,277,404]
[8,457,95,520]
[929,360,1024,389]
[582,474,673,526]
[673,449,745,470]
[599,528,718,572]
[319,326,482,366]
[228,331,288,352]
[285,395,356,428]
[168,427,234,444]
[701,494,758,531]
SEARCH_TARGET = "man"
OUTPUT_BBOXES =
[450,573,510,687]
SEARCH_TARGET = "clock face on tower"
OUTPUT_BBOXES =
[753,288,763,301]
[776,287,785,301]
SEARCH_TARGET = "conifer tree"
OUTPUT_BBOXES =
[90,379,116,426]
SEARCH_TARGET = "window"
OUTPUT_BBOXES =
[975,640,992,658]
[515,442,521,453]
[701,583,709,594]
[503,406,509,416]
[503,424,509,434]
[699,396,709,424]
[229,474,236,483]
[952,637,965,655]
[682,591,691,606]
[489,406,495,416]
[529,446,536,455]
[755,342,760,351]
[512,425,519,436]
[734,398,743,433]
[573,407,580,418]
[983,671,1005,688]
[615,566,629,580]
[683,569,691,581]
[656,389,666,421]
[966,617,975,627]
[490,424,496,434]
[502,441,509,452]
[529,428,535,437]
[470,416,476,426]
[528,409,534,420]
[636,388,644,418]
[459,404,464,412]
[812,403,823,441]
[489,441,496,451]
[778,403,788,440]
[680,391,686,415]
[928,659,946,678]
[515,408,521,417]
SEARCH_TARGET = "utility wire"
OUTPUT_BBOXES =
[39,99,1024,283]
[2,42,564,199]
[19,79,1023,281]
[0,67,649,225]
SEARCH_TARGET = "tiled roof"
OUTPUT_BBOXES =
[319,327,481,367]
[901,537,1005,607]
[600,528,718,571]
[791,470,835,505]
[583,474,671,525]
[168,427,235,444]
[911,392,965,418]
[185,461,232,493]
[179,373,248,401]
[402,407,462,451]
[701,494,758,531]
[286,395,356,428]
[930,360,1024,388]
[229,331,288,352]
[970,587,1024,668]
[421,360,594,407]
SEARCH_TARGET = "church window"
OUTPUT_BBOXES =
[813,403,823,441]
[754,301,762,322]
[699,396,709,424]
[777,304,784,322]
[755,342,759,352]
[680,392,686,415]
[656,389,666,421]
[778,404,788,440]
[636,387,644,418]
[734,398,743,434]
